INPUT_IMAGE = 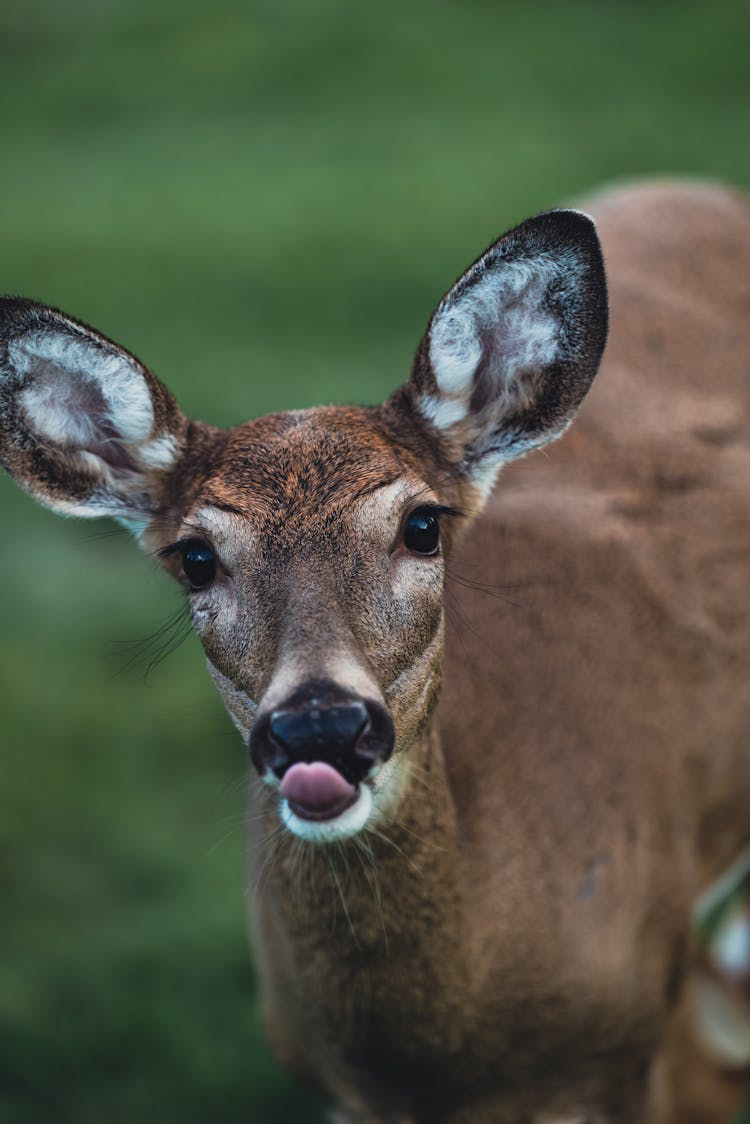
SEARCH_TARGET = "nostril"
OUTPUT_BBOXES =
[356,699,395,766]
[248,711,289,777]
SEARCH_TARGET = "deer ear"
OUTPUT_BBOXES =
[0,298,189,533]
[405,209,608,495]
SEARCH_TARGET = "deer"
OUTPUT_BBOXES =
[1,180,749,1123]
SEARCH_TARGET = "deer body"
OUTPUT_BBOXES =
[2,182,749,1123]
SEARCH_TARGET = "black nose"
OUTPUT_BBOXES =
[249,680,394,785]
[270,700,368,760]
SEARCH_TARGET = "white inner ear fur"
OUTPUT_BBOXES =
[138,433,180,469]
[11,330,155,448]
[424,252,579,432]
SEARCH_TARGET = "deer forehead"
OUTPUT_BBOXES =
[204,407,410,510]
[175,407,437,553]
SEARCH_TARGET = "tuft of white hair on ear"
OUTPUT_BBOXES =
[408,208,607,493]
[0,297,188,527]
[428,255,570,417]
[11,329,156,454]
[137,433,180,470]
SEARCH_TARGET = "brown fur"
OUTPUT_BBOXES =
[2,182,749,1122]
[226,183,750,1122]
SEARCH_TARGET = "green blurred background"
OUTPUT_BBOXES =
[0,1,748,1121]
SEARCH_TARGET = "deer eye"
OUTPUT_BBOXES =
[179,540,216,589]
[403,507,440,556]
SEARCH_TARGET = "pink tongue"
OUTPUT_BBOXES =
[280,761,356,812]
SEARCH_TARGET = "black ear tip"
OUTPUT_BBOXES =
[0,296,67,340]
[0,295,35,318]
[519,206,601,249]
[552,206,597,226]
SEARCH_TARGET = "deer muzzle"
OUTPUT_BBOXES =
[249,679,394,822]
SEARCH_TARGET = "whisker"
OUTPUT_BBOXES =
[76,526,130,545]
[445,567,527,608]
[218,766,257,802]
[326,846,360,948]
[205,822,244,856]
[248,820,288,902]
[364,825,421,874]
[444,586,485,662]
[352,836,388,952]
[108,602,193,681]
[403,761,434,795]
[397,818,446,854]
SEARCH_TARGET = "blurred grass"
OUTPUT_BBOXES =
[0,0,748,1120]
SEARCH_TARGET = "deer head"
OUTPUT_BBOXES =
[0,209,607,844]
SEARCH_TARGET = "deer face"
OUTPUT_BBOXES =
[153,408,456,841]
[0,209,607,842]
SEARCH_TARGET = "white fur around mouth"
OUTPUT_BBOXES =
[280,783,373,843]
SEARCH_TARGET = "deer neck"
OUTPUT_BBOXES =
[247,720,473,1063]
